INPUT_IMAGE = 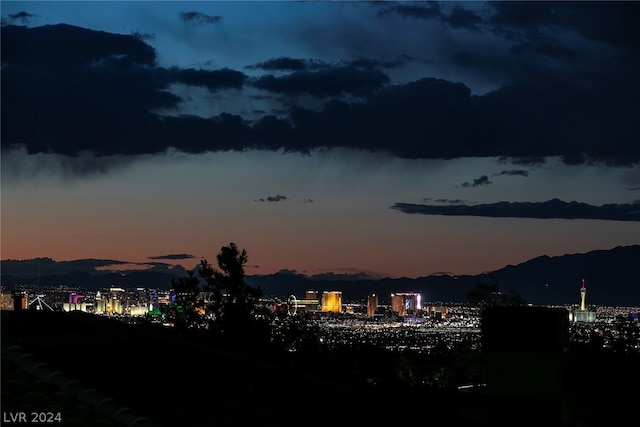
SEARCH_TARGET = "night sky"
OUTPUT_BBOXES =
[2,1,639,279]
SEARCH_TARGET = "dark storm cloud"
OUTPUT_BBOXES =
[247,57,324,72]
[391,199,640,222]
[2,9,640,168]
[386,1,640,81]
[488,1,640,52]
[510,41,576,59]
[180,11,223,25]
[445,5,483,31]
[252,66,391,97]
[249,56,408,74]
[383,2,481,31]
[460,175,492,188]
[384,2,442,20]
[482,0,640,91]
[347,56,409,70]
[148,254,196,260]
[493,170,529,177]
[1,23,156,67]
[286,77,478,157]
[161,66,246,90]
[1,24,248,156]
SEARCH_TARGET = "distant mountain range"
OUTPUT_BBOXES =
[2,245,639,306]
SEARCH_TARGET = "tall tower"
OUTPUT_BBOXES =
[572,278,596,323]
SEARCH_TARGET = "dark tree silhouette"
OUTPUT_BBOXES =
[171,269,201,306]
[198,243,265,338]
[467,278,526,309]
[168,269,202,328]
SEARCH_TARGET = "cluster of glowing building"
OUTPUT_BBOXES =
[0,279,601,325]
[280,290,452,321]
[2,286,452,322]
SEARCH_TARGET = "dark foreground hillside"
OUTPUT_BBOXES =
[1,311,461,427]
[2,309,638,427]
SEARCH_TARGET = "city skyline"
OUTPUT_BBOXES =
[2,1,639,279]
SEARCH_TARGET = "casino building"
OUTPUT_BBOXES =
[390,292,421,317]
[321,291,342,313]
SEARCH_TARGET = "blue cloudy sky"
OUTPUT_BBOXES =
[2,1,639,278]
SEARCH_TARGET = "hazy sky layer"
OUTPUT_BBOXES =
[2,1,639,278]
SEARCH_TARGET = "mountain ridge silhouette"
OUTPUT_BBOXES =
[2,245,639,306]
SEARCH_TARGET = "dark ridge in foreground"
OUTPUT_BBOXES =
[2,308,639,427]
[1,310,459,426]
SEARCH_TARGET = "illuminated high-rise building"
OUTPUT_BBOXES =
[149,289,159,311]
[291,291,320,314]
[95,291,107,313]
[63,292,87,312]
[321,291,342,313]
[108,287,126,314]
[390,292,421,317]
[126,288,151,316]
[367,294,378,317]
